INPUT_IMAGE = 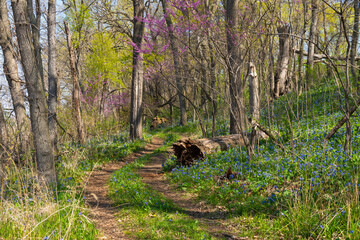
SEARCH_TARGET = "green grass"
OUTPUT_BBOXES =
[0,133,148,239]
[163,85,360,239]
[109,133,214,239]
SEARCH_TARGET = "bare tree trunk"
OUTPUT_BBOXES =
[65,22,85,144]
[129,0,144,140]
[226,0,247,134]
[209,41,217,138]
[162,0,187,126]
[351,0,360,88]
[306,0,319,85]
[27,0,44,87]
[274,25,291,98]
[269,36,275,97]
[298,0,308,94]
[0,103,7,188]
[0,0,28,153]
[48,0,58,153]
[249,62,260,121]
[11,0,56,184]
[0,103,8,150]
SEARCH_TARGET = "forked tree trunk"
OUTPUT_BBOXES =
[273,25,291,98]
[0,0,28,153]
[130,0,145,140]
[48,0,58,153]
[162,0,187,126]
[27,0,44,87]
[65,22,85,144]
[11,0,56,184]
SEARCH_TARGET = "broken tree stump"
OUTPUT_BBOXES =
[172,134,253,165]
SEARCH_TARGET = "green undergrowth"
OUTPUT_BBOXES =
[0,133,149,239]
[164,85,360,239]
[109,133,213,239]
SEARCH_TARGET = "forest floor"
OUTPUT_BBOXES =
[85,137,239,240]
[84,138,162,239]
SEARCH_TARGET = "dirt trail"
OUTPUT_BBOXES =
[138,139,238,240]
[84,139,163,240]
[85,137,239,239]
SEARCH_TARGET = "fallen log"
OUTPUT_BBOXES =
[173,134,252,165]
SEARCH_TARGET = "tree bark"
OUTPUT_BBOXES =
[11,0,56,184]
[298,0,308,94]
[65,22,85,144]
[0,103,7,189]
[48,0,58,153]
[306,0,319,83]
[162,0,187,126]
[351,0,360,88]
[226,0,247,134]
[273,25,291,98]
[27,0,44,87]
[248,62,260,121]
[0,0,28,153]
[130,0,144,140]
[0,103,8,150]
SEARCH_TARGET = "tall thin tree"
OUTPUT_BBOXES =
[162,0,187,126]
[351,0,360,88]
[225,0,247,134]
[48,0,58,153]
[0,0,28,154]
[306,0,319,85]
[130,0,145,140]
[11,0,56,183]
[65,22,85,144]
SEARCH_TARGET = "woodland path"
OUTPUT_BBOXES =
[85,137,241,240]
[84,139,163,239]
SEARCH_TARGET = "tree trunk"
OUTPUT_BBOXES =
[306,0,319,84]
[273,25,291,98]
[0,103,8,150]
[209,40,217,138]
[0,103,7,190]
[248,62,260,121]
[11,0,56,184]
[162,0,187,126]
[65,22,85,144]
[0,0,28,154]
[48,0,58,153]
[226,0,247,134]
[298,0,308,94]
[130,0,144,140]
[351,0,360,88]
[27,0,44,87]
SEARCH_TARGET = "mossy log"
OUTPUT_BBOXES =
[172,134,252,165]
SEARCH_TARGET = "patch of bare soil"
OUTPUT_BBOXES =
[138,140,244,240]
[84,139,163,240]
